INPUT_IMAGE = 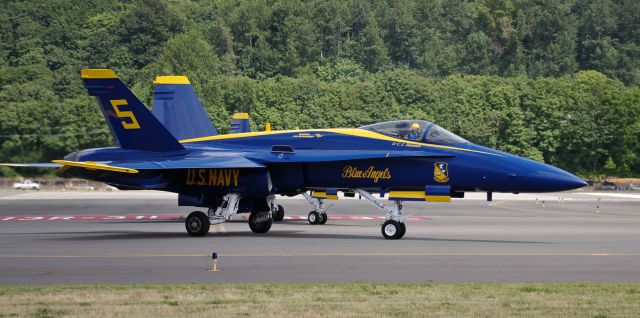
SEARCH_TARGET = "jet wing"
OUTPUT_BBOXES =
[250,150,454,163]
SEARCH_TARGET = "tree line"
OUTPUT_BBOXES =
[0,0,638,177]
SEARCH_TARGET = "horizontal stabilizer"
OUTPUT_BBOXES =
[51,160,139,174]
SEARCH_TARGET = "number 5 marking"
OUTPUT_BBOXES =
[109,99,140,129]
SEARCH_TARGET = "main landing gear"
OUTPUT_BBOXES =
[354,189,407,240]
[247,195,281,234]
[302,192,328,225]
[185,192,241,237]
[185,211,210,237]
[269,196,285,222]
[248,211,272,233]
[184,193,276,236]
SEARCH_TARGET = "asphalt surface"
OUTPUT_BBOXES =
[0,190,638,284]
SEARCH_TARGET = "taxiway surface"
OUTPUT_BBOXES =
[0,190,638,284]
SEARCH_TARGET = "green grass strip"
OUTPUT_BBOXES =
[1,283,639,317]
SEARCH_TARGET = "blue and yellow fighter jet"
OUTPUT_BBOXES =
[3,69,587,239]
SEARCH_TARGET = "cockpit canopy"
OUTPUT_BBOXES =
[359,120,467,144]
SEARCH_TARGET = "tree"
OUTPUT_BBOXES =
[119,0,182,68]
[359,14,389,72]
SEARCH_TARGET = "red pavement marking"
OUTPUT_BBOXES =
[0,215,182,221]
[0,215,428,221]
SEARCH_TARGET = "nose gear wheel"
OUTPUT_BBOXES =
[381,220,405,239]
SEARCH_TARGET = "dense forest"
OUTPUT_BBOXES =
[0,0,639,177]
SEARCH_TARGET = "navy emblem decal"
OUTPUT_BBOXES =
[433,162,450,183]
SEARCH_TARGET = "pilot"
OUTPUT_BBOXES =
[407,123,421,141]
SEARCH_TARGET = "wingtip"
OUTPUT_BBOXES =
[81,69,118,79]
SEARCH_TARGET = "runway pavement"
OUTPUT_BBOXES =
[0,190,638,284]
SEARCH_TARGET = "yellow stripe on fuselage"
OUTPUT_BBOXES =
[389,192,452,202]
[388,191,425,200]
[425,195,452,202]
[311,190,338,200]
[312,191,327,198]
[180,128,499,156]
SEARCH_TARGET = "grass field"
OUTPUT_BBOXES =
[0,283,638,317]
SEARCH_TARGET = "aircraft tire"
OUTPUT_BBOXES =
[185,211,210,237]
[272,205,285,222]
[381,220,404,240]
[249,212,272,233]
[398,222,406,238]
[308,211,320,225]
[318,212,327,224]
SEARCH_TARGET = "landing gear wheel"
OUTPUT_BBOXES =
[381,220,405,240]
[398,222,406,238]
[308,211,320,225]
[248,212,272,233]
[185,211,210,237]
[318,212,328,225]
[272,205,285,222]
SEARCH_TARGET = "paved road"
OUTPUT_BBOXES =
[0,191,638,284]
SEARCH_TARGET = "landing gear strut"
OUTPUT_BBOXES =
[353,189,406,240]
[302,192,328,225]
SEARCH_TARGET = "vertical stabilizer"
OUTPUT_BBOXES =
[230,112,252,134]
[152,76,218,140]
[81,69,185,152]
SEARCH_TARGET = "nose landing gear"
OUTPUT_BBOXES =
[353,189,406,240]
[307,210,328,225]
[381,219,406,240]
[302,192,328,225]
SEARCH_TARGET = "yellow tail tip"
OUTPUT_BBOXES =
[80,69,118,79]
[232,112,249,120]
[154,76,190,85]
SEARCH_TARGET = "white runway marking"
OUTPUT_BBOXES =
[574,192,640,200]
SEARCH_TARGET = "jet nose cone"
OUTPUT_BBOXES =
[526,164,587,192]
[551,172,587,191]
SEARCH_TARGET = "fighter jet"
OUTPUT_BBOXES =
[1,69,586,239]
